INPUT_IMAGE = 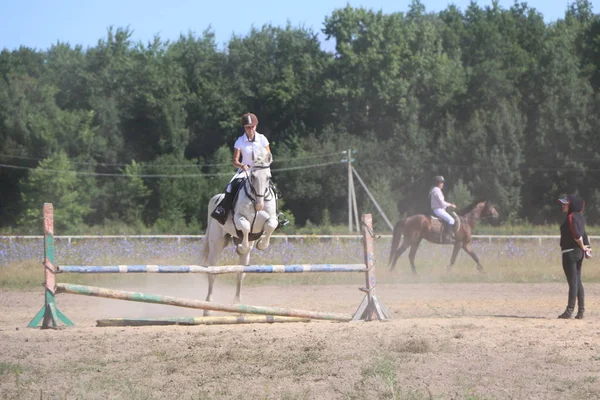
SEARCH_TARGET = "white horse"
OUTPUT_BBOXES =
[201,147,279,313]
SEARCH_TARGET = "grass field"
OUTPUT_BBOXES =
[2,237,599,290]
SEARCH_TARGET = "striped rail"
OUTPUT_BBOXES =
[56,264,367,274]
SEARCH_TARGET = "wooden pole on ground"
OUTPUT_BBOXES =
[56,283,353,322]
[96,315,310,327]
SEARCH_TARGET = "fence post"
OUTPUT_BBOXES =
[28,203,73,329]
[353,213,391,321]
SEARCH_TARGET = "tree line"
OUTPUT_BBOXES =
[1,0,599,234]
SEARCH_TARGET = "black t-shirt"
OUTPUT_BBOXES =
[560,212,589,250]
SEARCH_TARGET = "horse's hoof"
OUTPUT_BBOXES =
[203,309,212,317]
[256,238,269,250]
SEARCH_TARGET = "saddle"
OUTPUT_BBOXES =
[429,212,460,244]
[429,216,446,236]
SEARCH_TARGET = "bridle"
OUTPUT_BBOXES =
[243,165,274,203]
[468,203,497,222]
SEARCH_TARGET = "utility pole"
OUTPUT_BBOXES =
[347,149,352,232]
[343,149,360,232]
[352,166,394,231]
[351,170,359,232]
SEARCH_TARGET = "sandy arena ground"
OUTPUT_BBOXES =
[2,279,600,399]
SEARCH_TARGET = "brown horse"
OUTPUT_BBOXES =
[388,200,499,274]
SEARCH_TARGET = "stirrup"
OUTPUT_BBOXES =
[277,212,289,226]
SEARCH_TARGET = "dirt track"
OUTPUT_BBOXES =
[2,280,600,399]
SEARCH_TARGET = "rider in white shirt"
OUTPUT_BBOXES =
[211,112,288,227]
[429,176,457,241]
[212,113,268,224]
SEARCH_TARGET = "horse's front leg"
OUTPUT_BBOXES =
[234,213,252,255]
[234,250,250,303]
[256,212,278,251]
[446,242,462,272]
[462,241,484,272]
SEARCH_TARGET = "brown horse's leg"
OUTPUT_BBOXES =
[408,238,422,275]
[446,242,462,272]
[390,241,410,271]
[462,242,484,272]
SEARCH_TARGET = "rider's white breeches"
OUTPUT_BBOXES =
[433,208,455,225]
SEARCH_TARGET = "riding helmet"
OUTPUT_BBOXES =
[241,113,258,127]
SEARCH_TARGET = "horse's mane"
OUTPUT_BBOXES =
[252,147,272,167]
[458,199,486,216]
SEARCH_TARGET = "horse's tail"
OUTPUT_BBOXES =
[201,217,211,266]
[201,195,220,266]
[388,219,405,267]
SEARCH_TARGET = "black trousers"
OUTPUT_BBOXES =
[562,248,584,311]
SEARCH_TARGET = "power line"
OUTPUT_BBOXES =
[0,160,343,178]
[270,161,343,172]
[0,151,344,168]
[360,159,600,173]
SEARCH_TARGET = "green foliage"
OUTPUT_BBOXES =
[18,153,91,233]
[101,161,151,225]
[447,179,473,209]
[144,154,208,230]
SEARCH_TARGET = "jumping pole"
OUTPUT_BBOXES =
[56,283,353,322]
[96,315,310,327]
[56,264,366,274]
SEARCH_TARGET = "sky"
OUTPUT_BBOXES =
[0,0,595,52]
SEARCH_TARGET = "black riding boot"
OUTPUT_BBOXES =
[443,224,455,242]
[575,309,585,319]
[211,192,234,225]
[558,308,574,319]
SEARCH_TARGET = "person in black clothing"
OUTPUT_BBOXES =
[558,194,592,319]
